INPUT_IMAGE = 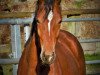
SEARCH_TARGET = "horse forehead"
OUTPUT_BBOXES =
[47,10,53,20]
[47,10,53,35]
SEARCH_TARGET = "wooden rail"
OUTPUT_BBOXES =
[0,12,33,18]
[62,9,100,15]
[0,9,100,18]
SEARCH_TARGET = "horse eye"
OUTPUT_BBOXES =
[58,20,62,24]
[36,19,40,24]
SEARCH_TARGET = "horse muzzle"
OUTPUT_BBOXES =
[40,51,56,65]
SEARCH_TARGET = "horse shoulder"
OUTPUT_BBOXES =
[18,36,37,75]
[55,30,86,75]
[58,30,84,59]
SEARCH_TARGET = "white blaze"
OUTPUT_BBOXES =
[47,10,53,36]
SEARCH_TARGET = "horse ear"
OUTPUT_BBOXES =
[54,0,61,5]
[37,0,43,4]
[58,0,61,4]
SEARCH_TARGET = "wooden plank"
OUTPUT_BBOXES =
[62,9,100,15]
[0,44,11,53]
[0,9,100,18]
[0,12,33,18]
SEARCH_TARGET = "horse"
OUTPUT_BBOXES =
[17,0,86,75]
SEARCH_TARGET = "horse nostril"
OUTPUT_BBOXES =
[41,52,56,64]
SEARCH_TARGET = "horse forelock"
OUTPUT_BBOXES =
[36,0,61,20]
[44,0,54,19]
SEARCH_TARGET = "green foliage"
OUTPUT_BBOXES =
[85,53,100,61]
[74,0,85,8]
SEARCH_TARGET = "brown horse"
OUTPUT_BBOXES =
[17,0,86,75]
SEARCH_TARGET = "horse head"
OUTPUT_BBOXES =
[35,0,61,64]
